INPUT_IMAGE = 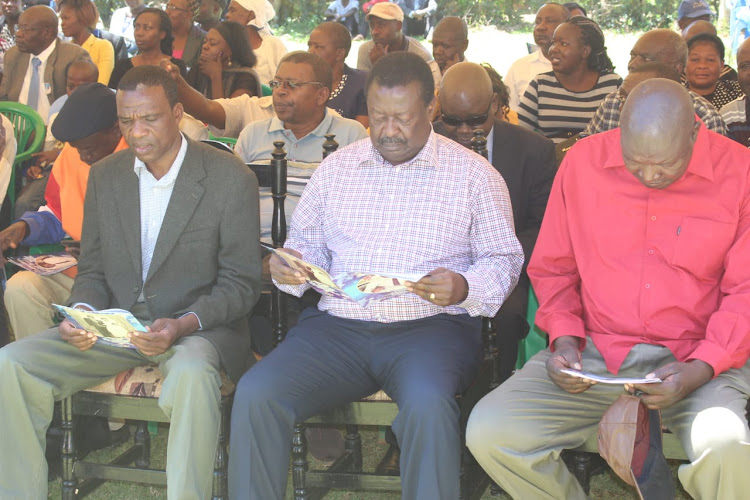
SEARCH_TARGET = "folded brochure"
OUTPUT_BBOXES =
[265,245,423,307]
[561,368,662,385]
[53,304,146,349]
[8,251,76,276]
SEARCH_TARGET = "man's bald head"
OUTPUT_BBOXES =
[621,79,699,189]
[681,19,716,41]
[16,5,58,54]
[438,62,496,148]
[432,17,468,73]
[628,29,688,73]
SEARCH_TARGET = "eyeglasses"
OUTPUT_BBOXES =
[441,103,493,128]
[16,24,43,33]
[268,79,324,91]
[165,4,191,13]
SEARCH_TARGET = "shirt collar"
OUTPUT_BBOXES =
[359,128,442,170]
[133,133,188,186]
[534,47,549,63]
[34,38,56,64]
[269,108,334,138]
[603,122,714,182]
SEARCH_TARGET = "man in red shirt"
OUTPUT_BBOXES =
[466,78,750,499]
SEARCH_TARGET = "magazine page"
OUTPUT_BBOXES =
[269,249,350,300]
[8,252,77,276]
[337,272,425,307]
[560,368,662,385]
[53,304,147,349]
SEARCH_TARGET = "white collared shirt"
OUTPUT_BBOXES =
[133,134,188,284]
[19,39,56,123]
[504,48,552,111]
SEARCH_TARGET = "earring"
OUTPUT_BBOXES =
[227,59,233,67]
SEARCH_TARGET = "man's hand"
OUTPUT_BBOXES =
[405,267,468,306]
[546,336,595,393]
[160,59,181,81]
[369,43,388,65]
[0,221,29,254]
[59,319,98,351]
[62,240,81,259]
[29,149,61,178]
[129,315,198,356]
[269,248,307,285]
[626,360,714,410]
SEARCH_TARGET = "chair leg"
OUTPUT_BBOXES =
[212,396,230,500]
[343,425,362,472]
[564,450,592,495]
[292,423,309,500]
[134,421,150,469]
[61,397,76,500]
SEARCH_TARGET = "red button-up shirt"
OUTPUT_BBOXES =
[528,125,750,376]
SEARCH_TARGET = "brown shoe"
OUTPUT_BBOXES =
[375,444,400,476]
[305,427,345,465]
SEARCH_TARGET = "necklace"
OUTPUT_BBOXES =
[329,73,348,100]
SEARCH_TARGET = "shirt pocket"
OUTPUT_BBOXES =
[670,216,736,280]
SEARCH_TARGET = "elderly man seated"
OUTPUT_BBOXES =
[468,78,750,500]
[431,16,469,76]
[228,52,524,500]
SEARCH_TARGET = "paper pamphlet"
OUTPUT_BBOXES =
[8,252,76,276]
[53,304,147,349]
[560,368,662,385]
[264,245,423,307]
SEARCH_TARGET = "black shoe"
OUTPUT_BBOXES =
[375,444,400,476]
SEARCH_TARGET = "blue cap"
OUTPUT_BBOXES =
[677,0,713,20]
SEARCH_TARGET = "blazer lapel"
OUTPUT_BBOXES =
[145,140,206,282]
[44,42,58,104]
[112,155,143,278]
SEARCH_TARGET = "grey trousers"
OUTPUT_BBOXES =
[467,341,750,500]
[229,308,483,500]
[0,329,222,500]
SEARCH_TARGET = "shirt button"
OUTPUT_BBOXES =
[645,283,651,289]
[651,216,657,221]
[648,249,654,255]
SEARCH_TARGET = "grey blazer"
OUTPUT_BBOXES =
[180,24,206,72]
[0,41,89,104]
[69,139,262,381]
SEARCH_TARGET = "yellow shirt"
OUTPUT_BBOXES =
[81,33,115,85]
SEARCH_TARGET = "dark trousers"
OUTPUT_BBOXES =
[229,308,483,500]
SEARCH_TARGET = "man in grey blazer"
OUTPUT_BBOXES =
[0,66,262,499]
[0,5,88,122]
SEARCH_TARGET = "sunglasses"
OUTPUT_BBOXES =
[441,103,493,127]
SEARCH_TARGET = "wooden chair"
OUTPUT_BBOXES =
[55,142,292,499]
[268,131,498,499]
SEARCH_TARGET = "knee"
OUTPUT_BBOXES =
[466,390,534,457]
[687,407,750,458]
[232,363,286,415]
[4,272,42,304]
[397,389,458,428]
[165,357,221,390]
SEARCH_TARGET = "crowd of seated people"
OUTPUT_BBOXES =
[0,1,748,499]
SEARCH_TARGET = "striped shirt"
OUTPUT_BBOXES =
[720,95,750,147]
[518,71,622,143]
[276,131,524,322]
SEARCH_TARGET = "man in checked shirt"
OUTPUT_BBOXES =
[228,51,524,500]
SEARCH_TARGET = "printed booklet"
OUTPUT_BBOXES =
[560,368,662,385]
[53,304,147,349]
[8,252,76,276]
[264,245,423,307]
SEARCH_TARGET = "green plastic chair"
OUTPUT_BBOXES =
[516,285,549,368]
[207,132,237,148]
[0,101,46,216]
[261,83,272,96]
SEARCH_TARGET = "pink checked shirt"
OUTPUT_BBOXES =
[277,131,524,322]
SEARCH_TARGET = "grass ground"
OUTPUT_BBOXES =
[46,421,692,499]
[46,25,708,500]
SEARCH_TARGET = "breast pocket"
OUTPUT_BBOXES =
[178,227,215,244]
[670,216,737,280]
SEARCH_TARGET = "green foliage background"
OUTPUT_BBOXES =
[92,0,700,32]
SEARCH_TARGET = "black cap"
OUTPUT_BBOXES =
[51,83,117,143]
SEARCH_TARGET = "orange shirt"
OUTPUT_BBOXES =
[44,137,129,277]
[528,125,750,376]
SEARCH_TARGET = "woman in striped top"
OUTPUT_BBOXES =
[518,16,622,143]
